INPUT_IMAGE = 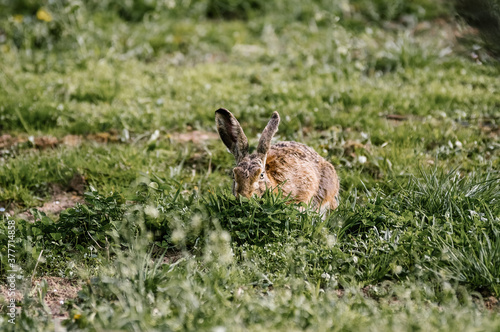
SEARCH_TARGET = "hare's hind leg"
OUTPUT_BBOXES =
[318,162,340,212]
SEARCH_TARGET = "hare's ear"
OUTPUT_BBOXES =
[215,108,249,163]
[257,112,280,159]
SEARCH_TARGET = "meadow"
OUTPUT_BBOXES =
[0,0,499,331]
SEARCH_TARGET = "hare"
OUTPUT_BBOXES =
[215,108,339,214]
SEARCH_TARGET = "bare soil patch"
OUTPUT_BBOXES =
[32,277,81,319]
[39,192,83,216]
[0,134,15,149]
[169,130,219,144]
[1,130,219,155]
[0,276,81,319]
[484,296,500,311]
[15,191,84,221]
[15,175,86,220]
[0,133,114,153]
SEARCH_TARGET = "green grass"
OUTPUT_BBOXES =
[0,0,499,331]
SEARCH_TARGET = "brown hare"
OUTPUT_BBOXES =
[215,108,339,214]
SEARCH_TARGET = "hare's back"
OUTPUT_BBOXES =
[268,141,323,164]
[267,141,339,211]
[265,141,324,192]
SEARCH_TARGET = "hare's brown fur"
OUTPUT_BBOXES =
[215,108,339,214]
[266,142,339,211]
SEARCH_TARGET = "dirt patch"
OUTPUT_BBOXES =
[169,130,219,144]
[86,131,120,143]
[1,130,219,154]
[62,135,83,147]
[0,133,115,153]
[15,175,86,220]
[16,191,83,221]
[32,277,81,319]
[484,296,500,311]
[0,276,81,319]
[384,114,409,121]
[33,136,59,149]
[162,251,184,265]
[150,245,184,265]
[67,173,86,195]
[40,192,83,216]
[479,119,499,138]
[381,114,425,127]
[0,134,15,149]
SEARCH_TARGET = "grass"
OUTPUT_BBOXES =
[0,0,499,331]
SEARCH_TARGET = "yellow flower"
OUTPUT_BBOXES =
[13,15,23,23]
[36,8,52,22]
[73,314,82,320]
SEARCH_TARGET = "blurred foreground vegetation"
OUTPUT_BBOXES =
[0,0,499,331]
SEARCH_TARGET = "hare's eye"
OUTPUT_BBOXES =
[259,172,264,180]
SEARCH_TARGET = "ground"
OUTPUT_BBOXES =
[0,1,499,331]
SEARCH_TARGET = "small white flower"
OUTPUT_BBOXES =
[149,130,160,142]
[144,205,160,219]
[121,128,130,141]
[220,231,231,243]
[171,229,185,244]
[191,214,202,231]
[358,156,367,164]
[212,327,226,332]
[326,234,336,247]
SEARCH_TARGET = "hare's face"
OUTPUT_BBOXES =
[232,158,268,198]
[215,108,279,199]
